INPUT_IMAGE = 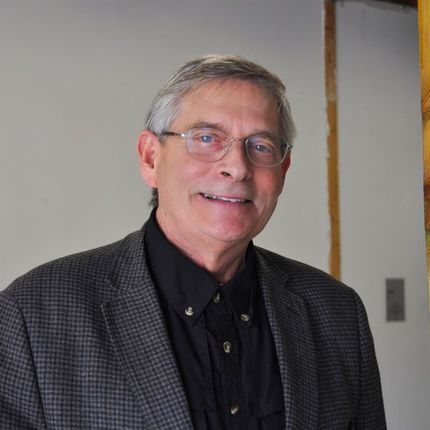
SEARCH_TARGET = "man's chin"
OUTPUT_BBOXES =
[198,224,254,246]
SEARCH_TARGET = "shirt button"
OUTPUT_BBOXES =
[184,306,194,316]
[240,313,250,322]
[223,341,232,353]
[230,403,240,415]
[213,292,222,303]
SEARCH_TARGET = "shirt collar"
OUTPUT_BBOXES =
[144,208,256,325]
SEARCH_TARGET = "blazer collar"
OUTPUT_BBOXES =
[101,227,194,429]
[256,248,319,430]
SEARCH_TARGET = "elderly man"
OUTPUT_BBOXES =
[0,55,386,429]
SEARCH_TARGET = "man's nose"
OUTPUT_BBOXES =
[218,139,252,181]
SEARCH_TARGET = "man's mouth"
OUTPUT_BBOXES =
[200,193,250,203]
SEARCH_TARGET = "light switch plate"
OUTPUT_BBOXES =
[386,278,405,322]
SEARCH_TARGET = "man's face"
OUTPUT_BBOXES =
[140,79,290,251]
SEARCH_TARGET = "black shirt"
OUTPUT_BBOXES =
[144,211,285,430]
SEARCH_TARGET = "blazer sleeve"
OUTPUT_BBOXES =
[353,291,387,429]
[0,291,48,430]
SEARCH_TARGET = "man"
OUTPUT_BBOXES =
[0,55,386,429]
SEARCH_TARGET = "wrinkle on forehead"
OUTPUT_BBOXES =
[174,79,279,132]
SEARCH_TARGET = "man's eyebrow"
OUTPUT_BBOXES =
[187,121,225,130]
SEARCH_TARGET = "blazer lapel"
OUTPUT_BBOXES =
[101,229,193,430]
[256,249,319,430]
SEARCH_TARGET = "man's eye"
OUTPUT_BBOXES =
[249,139,275,154]
[198,134,214,143]
[254,143,273,153]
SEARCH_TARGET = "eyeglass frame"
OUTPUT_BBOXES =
[158,127,293,168]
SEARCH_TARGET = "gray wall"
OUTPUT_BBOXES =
[0,0,328,284]
[337,2,430,428]
[1,0,428,428]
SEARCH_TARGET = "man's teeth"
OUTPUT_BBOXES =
[202,193,247,203]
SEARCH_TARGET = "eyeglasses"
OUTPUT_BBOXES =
[159,127,292,167]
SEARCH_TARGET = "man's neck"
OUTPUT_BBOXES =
[155,211,249,284]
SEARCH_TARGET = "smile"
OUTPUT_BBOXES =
[201,193,250,203]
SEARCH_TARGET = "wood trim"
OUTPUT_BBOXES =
[417,0,430,309]
[325,0,341,280]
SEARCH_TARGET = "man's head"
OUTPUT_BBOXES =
[144,55,295,207]
[138,55,295,254]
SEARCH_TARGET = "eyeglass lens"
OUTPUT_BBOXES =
[186,128,287,167]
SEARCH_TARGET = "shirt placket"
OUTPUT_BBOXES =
[206,289,249,429]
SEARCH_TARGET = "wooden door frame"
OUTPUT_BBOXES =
[417,0,430,308]
[324,0,341,280]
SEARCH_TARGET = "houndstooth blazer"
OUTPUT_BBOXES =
[0,226,386,429]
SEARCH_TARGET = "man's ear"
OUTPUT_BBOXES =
[137,130,160,188]
[278,152,291,192]
[281,152,291,176]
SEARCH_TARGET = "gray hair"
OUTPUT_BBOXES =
[145,54,296,207]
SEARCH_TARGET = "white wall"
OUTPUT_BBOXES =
[1,0,428,428]
[337,2,430,429]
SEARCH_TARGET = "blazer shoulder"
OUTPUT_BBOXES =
[255,246,343,285]
[255,246,373,352]
[2,229,143,303]
[255,246,359,302]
